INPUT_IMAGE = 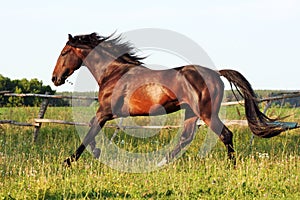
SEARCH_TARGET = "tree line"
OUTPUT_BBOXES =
[0,74,69,107]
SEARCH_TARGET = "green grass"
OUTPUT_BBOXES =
[0,106,299,199]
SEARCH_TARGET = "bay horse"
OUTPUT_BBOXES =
[52,32,295,166]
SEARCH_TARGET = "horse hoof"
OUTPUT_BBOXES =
[93,148,101,159]
[63,158,72,167]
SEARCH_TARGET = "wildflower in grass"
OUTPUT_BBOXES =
[258,152,269,159]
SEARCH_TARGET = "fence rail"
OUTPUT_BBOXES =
[0,120,34,127]
[4,91,300,105]
[4,93,98,100]
[1,91,300,141]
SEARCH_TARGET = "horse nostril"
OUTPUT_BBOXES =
[52,76,57,83]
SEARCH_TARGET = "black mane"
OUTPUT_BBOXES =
[68,32,144,65]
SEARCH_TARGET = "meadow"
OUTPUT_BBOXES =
[0,105,299,199]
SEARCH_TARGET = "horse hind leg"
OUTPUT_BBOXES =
[169,116,198,161]
[158,107,198,166]
[170,108,236,164]
[88,116,101,158]
[199,78,236,164]
[204,116,236,163]
[89,138,101,158]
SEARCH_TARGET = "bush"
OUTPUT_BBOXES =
[0,74,55,107]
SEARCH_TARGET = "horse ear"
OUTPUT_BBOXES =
[90,32,98,40]
[68,34,77,46]
[68,34,74,41]
[91,32,97,37]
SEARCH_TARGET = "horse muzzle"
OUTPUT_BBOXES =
[52,75,65,86]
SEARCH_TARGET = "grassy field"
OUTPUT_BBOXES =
[0,105,299,199]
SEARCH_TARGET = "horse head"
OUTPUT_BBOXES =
[52,34,88,86]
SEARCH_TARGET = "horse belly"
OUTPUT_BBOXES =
[126,83,179,116]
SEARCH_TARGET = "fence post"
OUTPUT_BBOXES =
[33,92,49,142]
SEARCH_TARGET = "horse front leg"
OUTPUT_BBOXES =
[64,115,110,167]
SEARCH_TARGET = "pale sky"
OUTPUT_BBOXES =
[1,0,299,91]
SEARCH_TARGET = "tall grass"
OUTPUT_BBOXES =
[0,106,299,199]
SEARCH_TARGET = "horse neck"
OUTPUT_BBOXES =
[83,50,137,86]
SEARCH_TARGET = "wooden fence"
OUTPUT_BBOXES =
[1,91,300,142]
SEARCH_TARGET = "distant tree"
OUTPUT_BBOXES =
[0,74,13,91]
[7,86,24,106]
[0,74,58,107]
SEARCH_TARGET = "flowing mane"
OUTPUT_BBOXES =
[67,32,144,65]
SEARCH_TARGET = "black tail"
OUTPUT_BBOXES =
[219,69,293,138]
